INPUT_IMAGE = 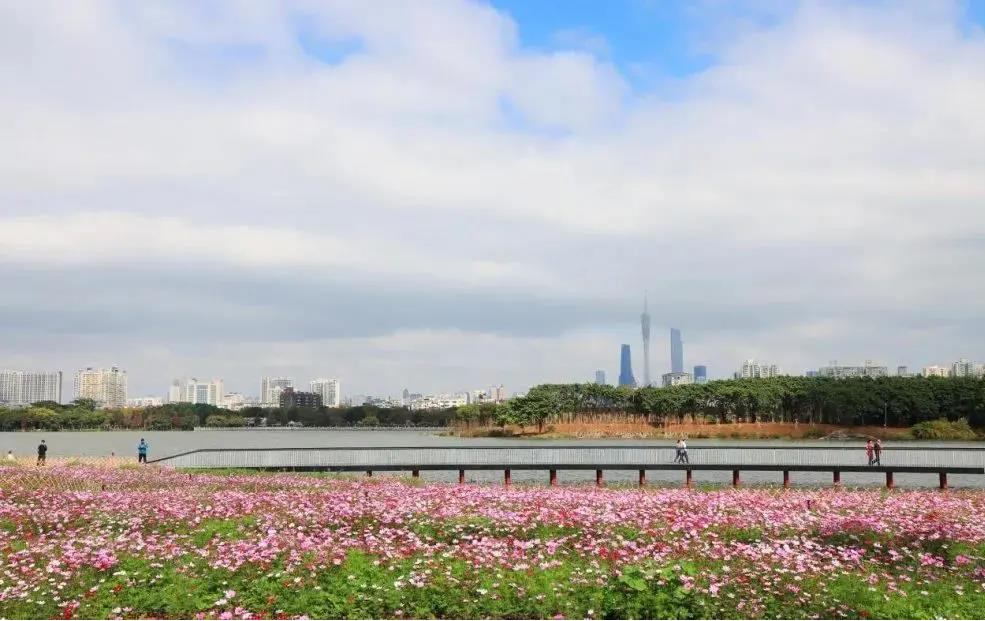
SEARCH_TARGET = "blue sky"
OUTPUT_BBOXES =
[3,1,985,399]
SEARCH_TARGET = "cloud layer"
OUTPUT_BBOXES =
[2,1,984,398]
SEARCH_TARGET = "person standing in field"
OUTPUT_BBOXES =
[137,438,149,464]
[873,439,882,466]
[36,440,47,465]
[865,439,874,466]
[6,450,14,462]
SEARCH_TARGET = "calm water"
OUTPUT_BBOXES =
[2,429,983,489]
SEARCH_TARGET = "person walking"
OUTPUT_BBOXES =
[873,439,882,466]
[36,440,47,465]
[865,439,874,466]
[675,438,689,464]
[137,438,149,464]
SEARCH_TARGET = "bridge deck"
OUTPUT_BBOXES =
[150,445,985,474]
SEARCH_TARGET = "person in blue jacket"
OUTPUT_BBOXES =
[137,438,149,464]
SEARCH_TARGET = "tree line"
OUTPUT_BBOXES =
[0,400,455,431]
[454,376,985,432]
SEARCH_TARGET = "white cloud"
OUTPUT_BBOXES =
[1,0,984,396]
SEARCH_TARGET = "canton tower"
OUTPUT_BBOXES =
[641,292,651,387]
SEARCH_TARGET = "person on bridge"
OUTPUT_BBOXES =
[675,438,689,464]
[137,438,149,464]
[873,439,882,466]
[866,439,874,465]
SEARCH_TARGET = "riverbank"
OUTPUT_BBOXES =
[0,465,983,619]
[454,420,982,441]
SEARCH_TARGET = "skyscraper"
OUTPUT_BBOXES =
[167,378,224,406]
[640,293,651,387]
[74,367,127,408]
[670,328,683,374]
[260,377,293,407]
[0,370,62,405]
[693,365,707,384]
[595,370,606,385]
[311,378,341,407]
[618,344,636,388]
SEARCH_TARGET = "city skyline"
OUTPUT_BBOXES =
[3,2,985,397]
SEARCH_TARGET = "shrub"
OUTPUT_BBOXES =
[910,418,979,440]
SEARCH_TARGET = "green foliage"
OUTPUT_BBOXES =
[910,417,979,440]
[456,376,985,431]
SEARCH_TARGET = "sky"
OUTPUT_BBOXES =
[2,0,985,401]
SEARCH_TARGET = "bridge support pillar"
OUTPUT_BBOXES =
[458,469,465,485]
[549,469,557,486]
[885,471,894,489]
[833,470,841,486]
[638,469,646,487]
[685,469,693,488]
[940,472,948,490]
[595,469,604,487]
[783,470,790,488]
[504,469,511,486]
[411,470,419,479]
[732,470,740,488]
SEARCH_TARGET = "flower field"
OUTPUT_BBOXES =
[1,466,985,619]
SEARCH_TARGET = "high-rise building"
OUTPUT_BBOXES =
[127,396,163,407]
[595,370,606,385]
[640,293,651,387]
[952,359,981,378]
[0,370,62,405]
[897,366,910,377]
[618,344,636,388]
[737,359,782,379]
[167,378,224,406]
[662,372,693,387]
[922,365,950,378]
[279,388,322,409]
[260,377,293,407]
[670,328,683,374]
[74,367,127,408]
[310,378,341,407]
[693,365,707,384]
[817,361,887,379]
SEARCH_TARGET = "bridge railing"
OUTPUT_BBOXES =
[151,445,985,470]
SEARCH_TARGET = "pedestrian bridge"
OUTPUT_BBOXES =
[150,444,985,489]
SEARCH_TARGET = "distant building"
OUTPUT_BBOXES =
[127,396,162,408]
[897,366,910,377]
[310,378,341,407]
[737,359,782,379]
[221,393,251,410]
[618,344,636,388]
[922,365,949,378]
[279,388,322,409]
[693,365,707,384]
[595,370,606,385]
[806,370,819,378]
[168,378,224,406]
[951,359,983,378]
[260,377,293,407]
[662,372,693,387]
[818,361,887,379]
[0,370,62,405]
[74,367,127,408]
[670,328,684,374]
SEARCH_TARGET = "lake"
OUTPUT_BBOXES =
[2,429,982,488]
